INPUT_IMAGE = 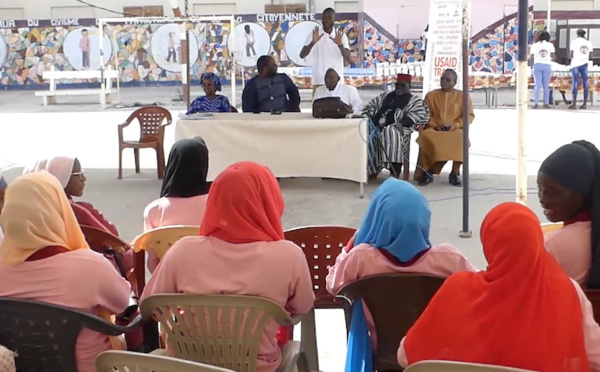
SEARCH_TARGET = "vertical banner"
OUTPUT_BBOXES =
[423,0,470,97]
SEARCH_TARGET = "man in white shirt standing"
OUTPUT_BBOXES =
[314,68,363,113]
[569,29,593,110]
[299,8,352,99]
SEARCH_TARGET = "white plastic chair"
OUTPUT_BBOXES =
[132,225,200,261]
[541,222,563,234]
[405,361,538,372]
[96,350,235,372]
[140,294,308,372]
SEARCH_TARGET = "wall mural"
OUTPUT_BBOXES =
[0,14,547,87]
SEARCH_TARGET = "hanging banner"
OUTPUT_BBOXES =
[423,0,470,97]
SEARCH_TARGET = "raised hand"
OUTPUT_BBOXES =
[331,30,344,46]
[312,26,323,44]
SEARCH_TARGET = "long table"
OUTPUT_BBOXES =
[175,113,368,198]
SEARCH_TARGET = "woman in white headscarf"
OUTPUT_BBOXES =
[29,156,119,236]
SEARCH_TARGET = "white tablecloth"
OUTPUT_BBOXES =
[175,113,368,190]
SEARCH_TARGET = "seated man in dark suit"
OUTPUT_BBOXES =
[242,55,301,113]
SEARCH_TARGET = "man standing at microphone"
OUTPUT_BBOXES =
[300,8,352,98]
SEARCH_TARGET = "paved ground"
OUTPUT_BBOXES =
[1,86,599,371]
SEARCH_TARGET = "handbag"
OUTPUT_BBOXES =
[312,97,353,119]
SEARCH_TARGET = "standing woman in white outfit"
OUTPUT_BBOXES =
[530,31,555,109]
[569,29,594,110]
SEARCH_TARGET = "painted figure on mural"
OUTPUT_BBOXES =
[166,32,177,63]
[244,25,256,58]
[79,29,90,68]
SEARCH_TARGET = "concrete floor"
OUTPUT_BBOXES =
[1,86,600,371]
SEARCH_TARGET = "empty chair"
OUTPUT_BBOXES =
[118,106,172,180]
[96,350,235,372]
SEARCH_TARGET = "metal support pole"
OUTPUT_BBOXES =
[170,0,190,109]
[99,20,106,109]
[517,0,529,205]
[460,0,472,238]
[546,0,552,30]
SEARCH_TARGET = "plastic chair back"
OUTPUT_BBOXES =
[0,298,132,372]
[132,225,200,260]
[140,294,295,372]
[96,350,235,372]
[337,273,445,371]
[125,106,172,143]
[405,361,537,372]
[284,226,356,308]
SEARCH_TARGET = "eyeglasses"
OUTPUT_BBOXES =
[71,170,85,179]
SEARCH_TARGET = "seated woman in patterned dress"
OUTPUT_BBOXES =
[187,72,235,114]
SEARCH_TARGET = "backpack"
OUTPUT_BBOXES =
[312,97,353,119]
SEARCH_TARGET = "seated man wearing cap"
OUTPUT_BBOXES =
[314,68,363,113]
[362,73,429,179]
[416,69,474,187]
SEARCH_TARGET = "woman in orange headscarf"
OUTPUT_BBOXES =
[141,161,315,372]
[0,171,131,372]
[397,202,600,371]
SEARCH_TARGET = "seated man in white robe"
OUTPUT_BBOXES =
[314,68,363,113]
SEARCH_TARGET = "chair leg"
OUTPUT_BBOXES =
[118,148,123,180]
[156,145,165,180]
[301,308,319,372]
[134,149,140,174]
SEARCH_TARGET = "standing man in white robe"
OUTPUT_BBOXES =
[314,68,363,113]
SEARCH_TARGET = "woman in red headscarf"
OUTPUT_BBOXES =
[141,161,315,372]
[397,202,600,371]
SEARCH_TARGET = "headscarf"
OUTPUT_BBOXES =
[403,203,588,371]
[0,171,89,266]
[539,140,600,288]
[160,137,210,198]
[201,72,222,92]
[200,161,284,243]
[22,158,48,174]
[354,178,431,262]
[46,156,76,188]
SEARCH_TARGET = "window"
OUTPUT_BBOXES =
[193,3,236,15]
[123,6,164,17]
[0,8,24,20]
[51,6,95,18]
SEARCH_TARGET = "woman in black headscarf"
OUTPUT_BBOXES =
[537,140,600,287]
[143,137,210,272]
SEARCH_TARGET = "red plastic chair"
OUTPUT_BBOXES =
[284,225,356,372]
[118,106,172,180]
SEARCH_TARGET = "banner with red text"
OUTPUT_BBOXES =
[423,0,470,97]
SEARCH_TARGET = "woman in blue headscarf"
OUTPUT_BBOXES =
[325,178,475,372]
[187,72,234,114]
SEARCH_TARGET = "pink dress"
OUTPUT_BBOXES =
[545,221,592,285]
[142,194,208,272]
[141,236,315,372]
[397,279,600,370]
[326,243,477,344]
[0,249,131,372]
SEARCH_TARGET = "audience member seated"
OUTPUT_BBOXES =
[187,73,234,114]
[30,156,119,236]
[538,140,600,287]
[416,69,474,187]
[326,178,475,347]
[143,137,210,273]
[314,68,363,113]
[397,202,600,371]
[141,161,315,372]
[0,171,132,372]
[363,74,429,179]
[242,55,301,113]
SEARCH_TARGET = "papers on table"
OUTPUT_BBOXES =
[178,113,215,120]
